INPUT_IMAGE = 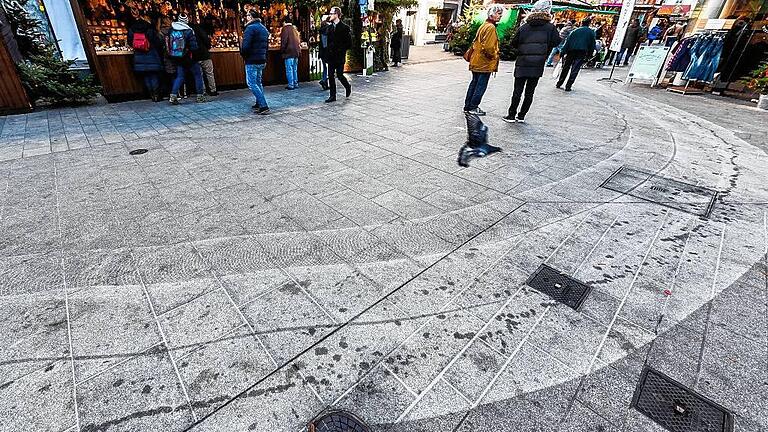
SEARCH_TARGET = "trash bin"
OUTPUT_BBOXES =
[401,35,411,59]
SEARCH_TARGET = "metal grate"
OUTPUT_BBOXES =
[600,166,718,218]
[309,410,371,432]
[129,149,148,155]
[525,264,591,310]
[632,368,734,432]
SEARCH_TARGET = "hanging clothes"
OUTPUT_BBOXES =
[683,34,725,82]
[667,37,695,72]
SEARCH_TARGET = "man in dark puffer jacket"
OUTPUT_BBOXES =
[503,0,560,123]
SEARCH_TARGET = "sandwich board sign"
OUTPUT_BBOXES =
[626,45,671,86]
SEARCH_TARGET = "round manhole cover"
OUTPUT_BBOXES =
[309,410,370,432]
[129,149,148,155]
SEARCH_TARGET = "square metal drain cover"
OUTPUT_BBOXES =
[600,166,718,218]
[525,264,591,310]
[632,368,734,432]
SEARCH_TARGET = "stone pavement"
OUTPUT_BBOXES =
[0,58,767,432]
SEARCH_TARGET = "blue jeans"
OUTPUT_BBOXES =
[171,62,204,95]
[284,57,299,88]
[142,72,160,93]
[245,63,268,108]
[464,72,491,111]
[546,44,563,66]
[321,61,328,82]
[614,48,629,65]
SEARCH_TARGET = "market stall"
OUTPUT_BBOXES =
[68,0,311,101]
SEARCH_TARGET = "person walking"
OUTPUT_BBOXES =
[127,12,164,102]
[546,19,573,67]
[615,18,641,66]
[241,11,270,114]
[167,13,206,104]
[391,19,404,67]
[463,4,503,116]
[280,16,301,90]
[325,6,352,103]
[556,17,596,91]
[190,18,217,96]
[318,16,331,90]
[503,0,560,123]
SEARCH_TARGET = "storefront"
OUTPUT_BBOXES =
[657,0,767,99]
[398,0,461,46]
[68,0,311,101]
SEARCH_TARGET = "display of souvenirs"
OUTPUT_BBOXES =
[79,0,304,52]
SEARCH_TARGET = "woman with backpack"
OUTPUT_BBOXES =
[127,12,164,102]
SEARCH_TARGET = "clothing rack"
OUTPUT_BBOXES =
[663,30,726,95]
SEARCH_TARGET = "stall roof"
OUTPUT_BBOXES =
[517,3,620,14]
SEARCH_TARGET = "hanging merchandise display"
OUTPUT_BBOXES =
[682,34,723,82]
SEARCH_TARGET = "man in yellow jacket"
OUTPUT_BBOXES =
[464,4,504,116]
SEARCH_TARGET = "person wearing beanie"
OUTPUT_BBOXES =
[167,13,207,104]
[502,0,560,123]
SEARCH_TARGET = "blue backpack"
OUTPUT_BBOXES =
[166,29,187,58]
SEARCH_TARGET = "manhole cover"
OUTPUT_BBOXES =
[129,149,148,155]
[632,368,733,432]
[525,264,591,310]
[309,410,370,432]
[600,166,718,218]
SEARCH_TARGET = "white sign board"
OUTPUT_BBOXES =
[626,45,670,84]
[610,0,637,52]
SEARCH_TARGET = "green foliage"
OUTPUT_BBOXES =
[1,0,100,107]
[448,0,484,55]
[369,0,416,71]
[499,26,517,61]
[0,0,47,57]
[743,61,768,95]
[18,46,101,106]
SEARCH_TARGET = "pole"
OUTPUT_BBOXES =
[598,57,622,83]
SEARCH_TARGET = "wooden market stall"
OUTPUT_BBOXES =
[68,0,311,102]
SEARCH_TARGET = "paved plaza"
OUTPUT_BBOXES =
[1,57,767,432]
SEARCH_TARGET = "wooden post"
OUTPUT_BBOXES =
[0,14,32,114]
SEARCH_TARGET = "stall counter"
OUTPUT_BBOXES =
[94,47,310,102]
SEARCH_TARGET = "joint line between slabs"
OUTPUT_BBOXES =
[470,305,552,410]
[694,224,726,389]
[586,210,670,375]
[394,286,526,423]
[440,376,474,407]
[182,201,527,431]
[54,160,82,432]
[130,250,199,422]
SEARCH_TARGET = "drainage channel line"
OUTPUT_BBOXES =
[693,224,726,390]
[54,160,82,432]
[586,210,669,376]
[184,201,527,430]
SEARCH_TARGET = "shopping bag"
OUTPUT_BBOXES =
[552,61,563,80]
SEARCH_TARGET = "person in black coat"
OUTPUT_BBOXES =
[325,6,352,103]
[390,19,403,67]
[503,3,560,123]
[127,14,164,102]
[615,18,641,66]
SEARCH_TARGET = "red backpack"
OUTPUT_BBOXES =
[132,32,151,52]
